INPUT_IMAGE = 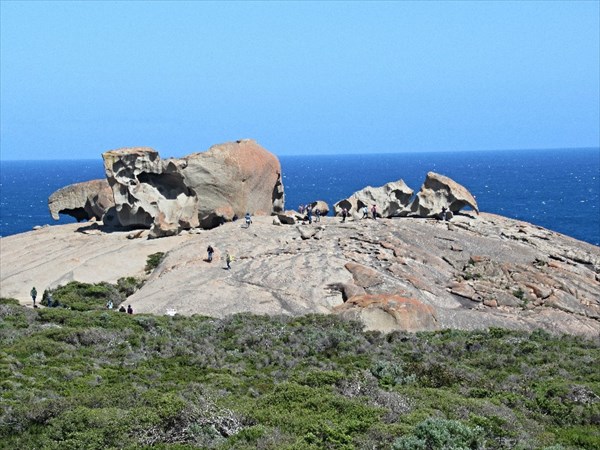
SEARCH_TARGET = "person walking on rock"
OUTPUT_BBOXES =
[341,208,348,223]
[362,206,369,219]
[226,251,232,270]
[30,287,37,307]
[371,204,378,220]
[207,245,214,262]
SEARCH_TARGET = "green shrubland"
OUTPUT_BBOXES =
[0,292,598,449]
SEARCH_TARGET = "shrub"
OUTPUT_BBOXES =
[145,252,165,273]
[0,297,20,305]
[393,417,484,450]
[116,277,143,297]
[42,281,122,311]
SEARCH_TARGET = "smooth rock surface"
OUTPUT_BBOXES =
[1,213,598,337]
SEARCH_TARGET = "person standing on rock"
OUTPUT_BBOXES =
[362,206,369,219]
[441,206,448,221]
[207,245,214,262]
[307,207,313,224]
[127,305,133,314]
[30,287,37,307]
[342,208,348,223]
[226,251,232,270]
[315,208,321,222]
[245,212,252,228]
[371,204,377,220]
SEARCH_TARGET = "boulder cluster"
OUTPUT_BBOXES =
[49,141,479,237]
[332,172,478,220]
[50,140,284,238]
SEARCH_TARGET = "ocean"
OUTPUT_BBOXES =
[1,148,598,246]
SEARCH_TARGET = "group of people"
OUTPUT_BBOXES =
[206,245,233,270]
[298,204,321,224]
[30,287,59,308]
[341,204,378,222]
[107,300,133,314]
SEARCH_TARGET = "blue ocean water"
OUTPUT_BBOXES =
[1,149,598,245]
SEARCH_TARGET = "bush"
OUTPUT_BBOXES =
[393,417,484,450]
[42,281,122,311]
[0,297,20,305]
[116,277,143,297]
[145,252,165,273]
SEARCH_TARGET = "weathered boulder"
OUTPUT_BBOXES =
[277,211,297,225]
[102,140,285,237]
[48,179,114,222]
[103,147,199,238]
[334,180,413,218]
[410,172,479,217]
[310,200,330,216]
[181,140,284,228]
[334,294,440,333]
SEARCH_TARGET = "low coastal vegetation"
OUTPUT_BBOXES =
[0,290,598,449]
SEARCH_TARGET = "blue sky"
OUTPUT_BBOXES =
[1,1,598,160]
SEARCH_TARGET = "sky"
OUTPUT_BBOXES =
[1,1,599,160]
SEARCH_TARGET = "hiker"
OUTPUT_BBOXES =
[299,204,304,214]
[119,305,126,312]
[127,305,133,314]
[307,207,313,224]
[315,208,321,222]
[371,204,377,220]
[441,206,448,221]
[245,212,252,228]
[362,206,369,219]
[47,293,54,308]
[207,245,214,262]
[30,287,37,307]
[106,300,113,309]
[341,208,348,223]
[225,251,232,270]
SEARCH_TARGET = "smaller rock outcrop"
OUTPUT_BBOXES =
[334,180,414,218]
[334,294,439,333]
[48,179,114,222]
[410,172,479,217]
[310,200,330,216]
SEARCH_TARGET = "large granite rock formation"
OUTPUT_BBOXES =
[48,179,114,222]
[334,180,414,218]
[102,140,284,237]
[410,171,479,217]
[3,212,598,337]
[180,140,284,228]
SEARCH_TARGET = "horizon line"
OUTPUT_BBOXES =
[1,146,598,162]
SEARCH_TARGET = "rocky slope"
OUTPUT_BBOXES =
[1,212,598,337]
